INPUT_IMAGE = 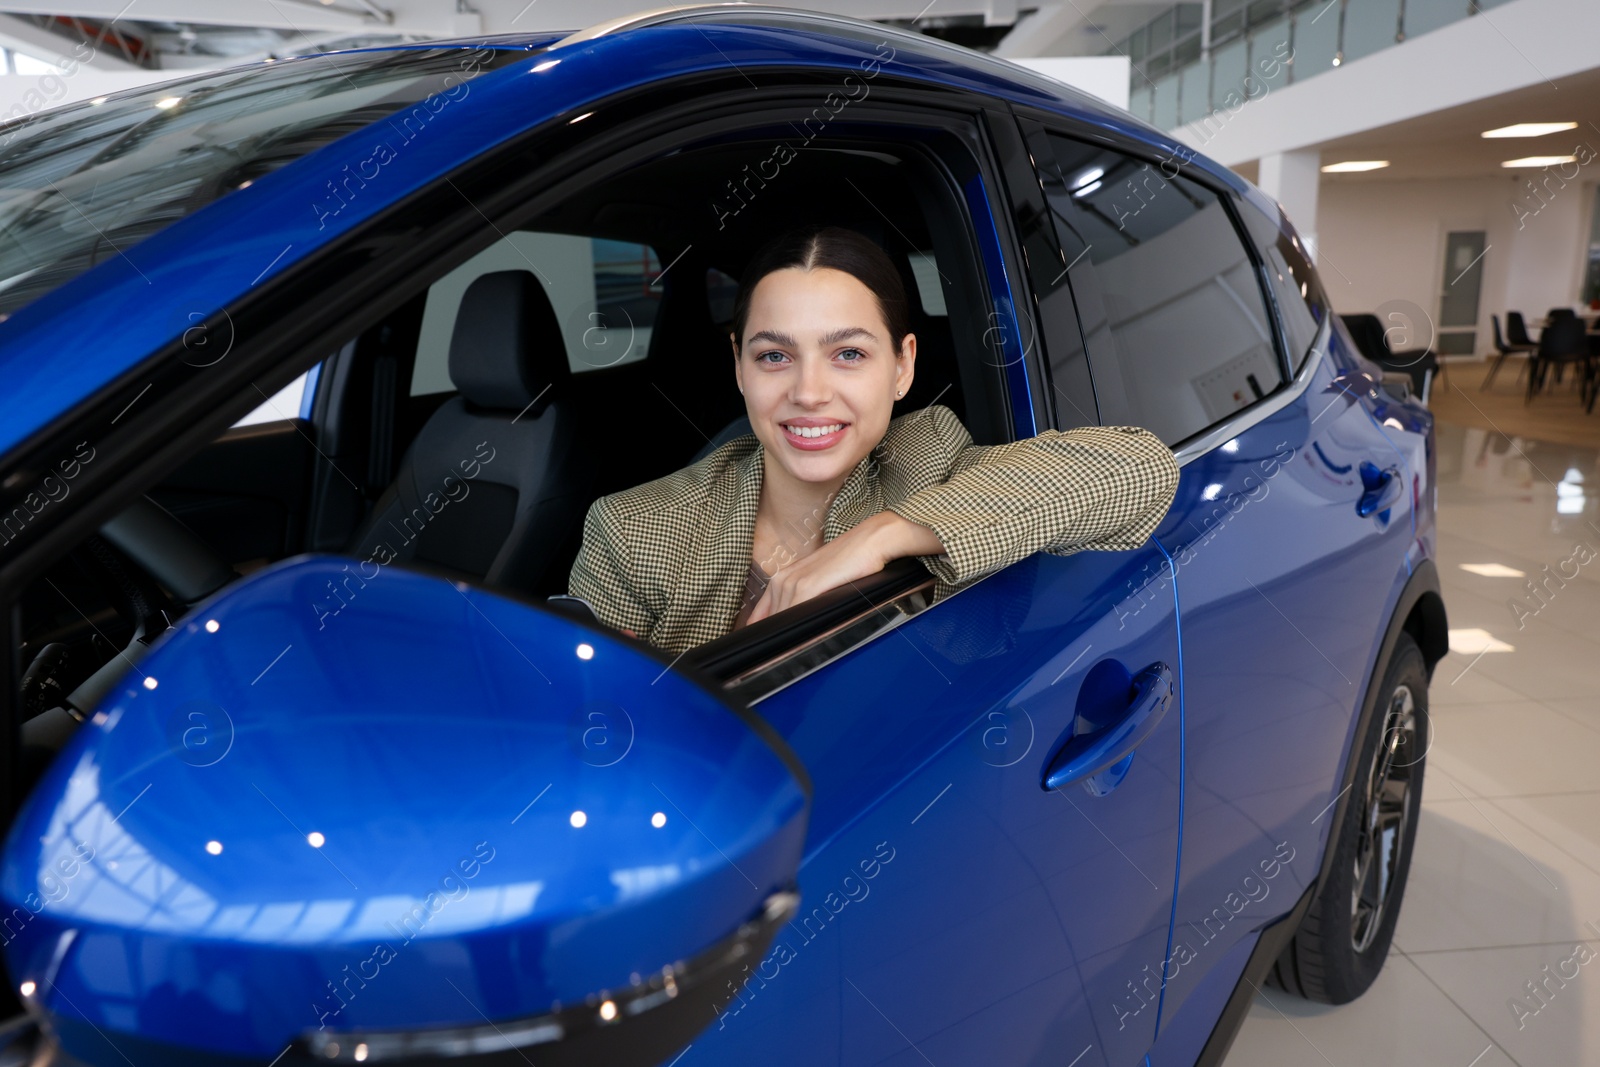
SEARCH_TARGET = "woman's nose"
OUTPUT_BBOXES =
[790,353,831,406]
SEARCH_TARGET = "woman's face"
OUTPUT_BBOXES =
[731,266,915,488]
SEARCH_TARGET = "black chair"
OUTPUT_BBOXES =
[1341,313,1439,403]
[1525,314,1593,405]
[1484,314,1536,391]
[1507,311,1538,348]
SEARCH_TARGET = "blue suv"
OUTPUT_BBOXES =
[0,8,1446,1066]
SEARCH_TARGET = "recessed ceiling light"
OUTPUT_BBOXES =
[1501,155,1577,168]
[1321,160,1390,173]
[1482,122,1577,138]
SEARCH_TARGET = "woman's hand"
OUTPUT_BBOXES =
[747,510,945,624]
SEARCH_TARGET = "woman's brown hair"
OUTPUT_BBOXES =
[730,224,912,354]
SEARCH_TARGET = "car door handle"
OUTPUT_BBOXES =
[1042,663,1174,791]
[1357,461,1403,517]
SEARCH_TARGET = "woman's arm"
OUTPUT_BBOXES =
[887,421,1181,586]
[567,495,657,640]
[744,509,943,623]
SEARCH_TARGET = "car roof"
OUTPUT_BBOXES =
[0,6,1268,462]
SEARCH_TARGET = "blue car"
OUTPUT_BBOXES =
[0,7,1447,1065]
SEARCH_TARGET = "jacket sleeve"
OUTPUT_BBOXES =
[886,408,1180,587]
[567,495,658,639]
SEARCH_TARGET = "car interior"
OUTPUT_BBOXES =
[12,124,1015,790]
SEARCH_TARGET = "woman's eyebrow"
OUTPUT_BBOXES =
[747,328,799,348]
[818,326,879,345]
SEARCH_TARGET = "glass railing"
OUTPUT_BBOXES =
[1123,0,1516,130]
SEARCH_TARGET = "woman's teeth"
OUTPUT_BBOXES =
[784,423,844,438]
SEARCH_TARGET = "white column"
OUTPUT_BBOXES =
[1257,148,1323,262]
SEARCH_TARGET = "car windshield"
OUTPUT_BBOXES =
[0,46,521,321]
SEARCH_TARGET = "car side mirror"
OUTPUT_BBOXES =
[2,555,809,1067]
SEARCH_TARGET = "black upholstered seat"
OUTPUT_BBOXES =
[346,270,593,594]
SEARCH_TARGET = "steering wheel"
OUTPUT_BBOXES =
[21,497,237,760]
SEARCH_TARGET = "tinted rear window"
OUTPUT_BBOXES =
[0,46,519,321]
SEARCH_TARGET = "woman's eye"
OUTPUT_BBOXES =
[836,348,866,363]
[755,350,789,365]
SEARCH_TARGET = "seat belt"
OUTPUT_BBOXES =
[366,354,397,500]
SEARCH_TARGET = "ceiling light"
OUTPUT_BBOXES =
[1501,155,1577,168]
[1482,122,1577,138]
[1321,160,1390,173]
[154,96,181,110]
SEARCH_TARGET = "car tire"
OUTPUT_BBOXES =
[1269,631,1429,1004]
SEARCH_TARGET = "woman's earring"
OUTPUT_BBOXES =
[896,389,904,397]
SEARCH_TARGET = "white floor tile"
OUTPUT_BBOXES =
[1223,951,1512,1067]
[1408,942,1600,1067]
[1394,797,1600,953]
[1225,417,1600,1064]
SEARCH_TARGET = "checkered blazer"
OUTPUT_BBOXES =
[568,404,1180,654]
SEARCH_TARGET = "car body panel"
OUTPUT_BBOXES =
[1149,327,1424,1032]
[690,545,1184,1066]
[2,557,808,1061]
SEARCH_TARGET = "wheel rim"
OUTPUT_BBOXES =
[1350,684,1418,954]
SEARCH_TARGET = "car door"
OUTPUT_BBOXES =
[1020,120,1418,1055]
[683,111,1184,1067]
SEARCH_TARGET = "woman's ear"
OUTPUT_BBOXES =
[894,333,917,400]
[731,332,744,395]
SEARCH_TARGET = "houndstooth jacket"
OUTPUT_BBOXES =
[567,404,1180,654]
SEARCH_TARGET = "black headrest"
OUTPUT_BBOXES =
[448,270,569,412]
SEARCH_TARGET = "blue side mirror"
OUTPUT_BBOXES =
[2,556,808,1066]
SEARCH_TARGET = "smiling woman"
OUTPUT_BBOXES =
[567,224,1184,653]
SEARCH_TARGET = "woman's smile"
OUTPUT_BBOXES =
[780,416,851,450]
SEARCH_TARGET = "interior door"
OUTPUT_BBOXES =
[685,544,1185,1067]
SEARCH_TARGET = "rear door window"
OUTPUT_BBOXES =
[1035,133,1285,446]
[410,233,662,395]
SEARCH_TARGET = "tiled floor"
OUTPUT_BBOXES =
[1224,417,1600,1067]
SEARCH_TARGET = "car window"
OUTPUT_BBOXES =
[410,232,662,396]
[1240,205,1329,375]
[232,370,309,427]
[1036,133,1285,446]
[0,47,521,322]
